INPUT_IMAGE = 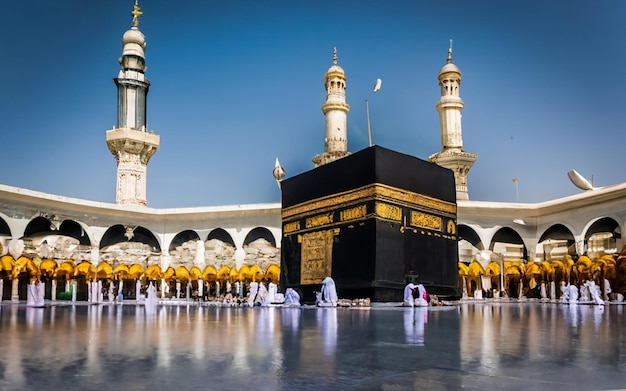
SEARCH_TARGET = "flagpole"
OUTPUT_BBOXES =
[366,99,372,147]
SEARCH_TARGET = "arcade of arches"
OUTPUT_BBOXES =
[2,181,626,302]
[458,217,625,299]
[0,215,280,302]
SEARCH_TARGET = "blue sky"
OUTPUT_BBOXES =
[1,1,625,208]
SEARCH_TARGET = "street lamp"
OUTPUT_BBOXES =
[366,78,382,147]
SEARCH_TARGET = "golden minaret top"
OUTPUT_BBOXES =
[132,0,143,27]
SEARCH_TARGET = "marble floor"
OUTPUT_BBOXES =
[0,302,624,390]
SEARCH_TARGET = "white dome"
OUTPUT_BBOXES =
[122,27,146,49]
[439,62,461,77]
[327,64,345,74]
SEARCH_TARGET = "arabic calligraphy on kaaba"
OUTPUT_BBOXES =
[340,204,367,222]
[411,211,442,231]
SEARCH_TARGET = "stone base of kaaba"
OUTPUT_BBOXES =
[280,146,461,303]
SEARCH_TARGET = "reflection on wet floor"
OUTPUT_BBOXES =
[0,302,624,390]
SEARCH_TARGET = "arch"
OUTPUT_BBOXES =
[538,223,575,261]
[100,225,127,248]
[169,230,201,253]
[206,228,235,247]
[58,220,91,246]
[0,217,11,237]
[585,217,621,256]
[458,224,484,250]
[244,227,276,247]
[538,223,575,243]
[100,224,161,252]
[585,217,621,239]
[23,216,53,238]
[489,227,528,260]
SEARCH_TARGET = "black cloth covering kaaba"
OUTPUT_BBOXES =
[280,146,460,303]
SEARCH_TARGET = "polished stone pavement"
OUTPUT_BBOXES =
[0,302,624,390]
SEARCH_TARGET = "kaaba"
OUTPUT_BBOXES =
[280,145,461,303]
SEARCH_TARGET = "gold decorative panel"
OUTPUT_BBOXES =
[305,212,334,229]
[446,219,456,235]
[282,183,456,220]
[411,211,442,231]
[284,221,300,234]
[300,230,334,285]
[378,185,456,215]
[340,204,367,222]
[375,202,402,221]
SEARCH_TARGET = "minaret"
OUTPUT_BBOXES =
[312,48,350,167]
[106,1,159,206]
[429,43,477,201]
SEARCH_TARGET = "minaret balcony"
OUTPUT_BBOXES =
[321,102,350,114]
[106,127,160,164]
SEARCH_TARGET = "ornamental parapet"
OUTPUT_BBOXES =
[321,102,350,114]
[106,127,160,164]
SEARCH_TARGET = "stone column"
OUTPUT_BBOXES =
[51,279,57,301]
[71,280,77,302]
[198,278,203,300]
[97,281,103,303]
[161,278,167,298]
[11,278,19,302]
[0,279,4,302]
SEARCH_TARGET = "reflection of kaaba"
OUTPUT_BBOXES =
[280,146,460,303]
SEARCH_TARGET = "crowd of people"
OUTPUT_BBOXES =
[560,279,609,305]
[464,276,618,305]
[98,276,451,308]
